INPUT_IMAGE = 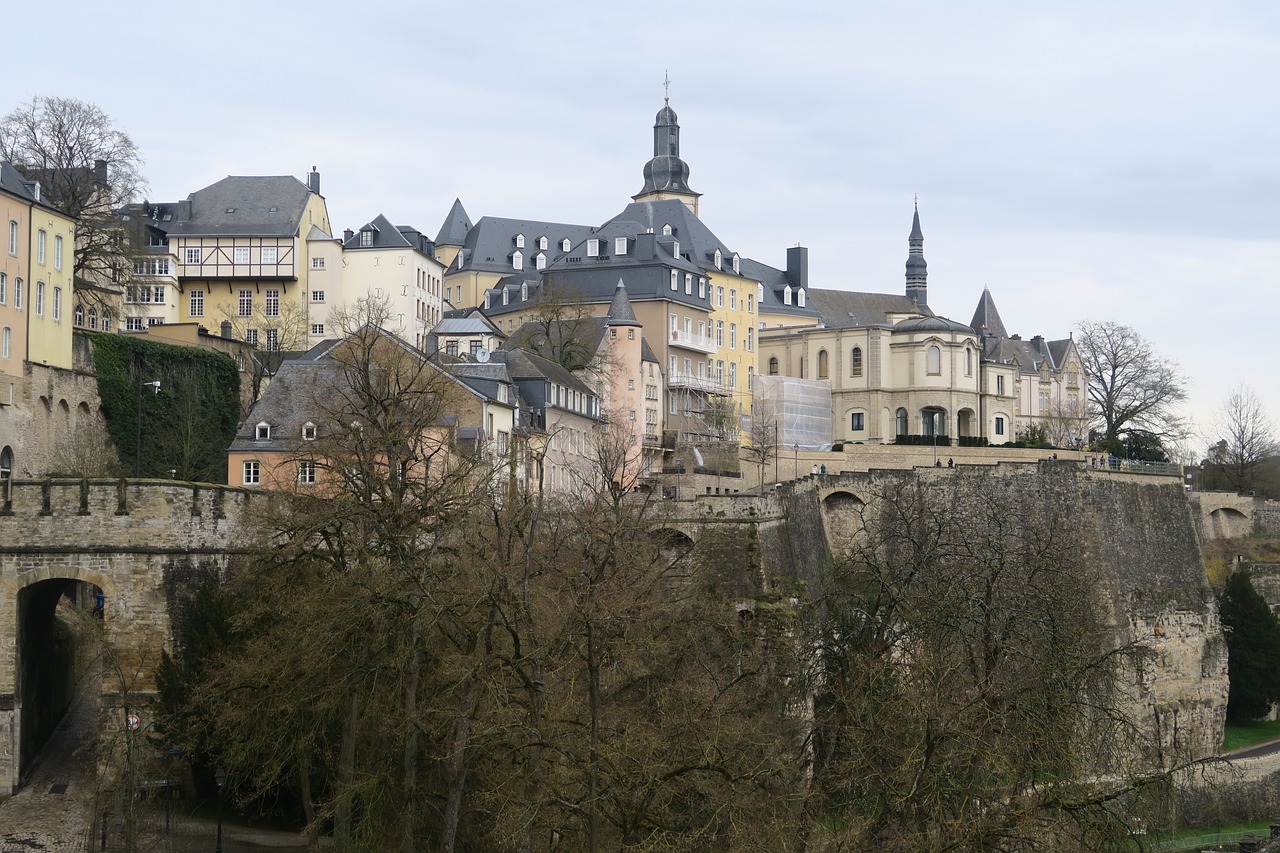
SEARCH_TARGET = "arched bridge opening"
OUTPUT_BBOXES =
[16,576,103,783]
[1209,507,1250,540]
[821,490,866,553]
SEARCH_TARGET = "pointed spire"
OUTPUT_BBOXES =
[606,278,641,327]
[969,287,1009,339]
[905,199,928,308]
[434,198,471,247]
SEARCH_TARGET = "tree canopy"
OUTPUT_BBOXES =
[1219,571,1280,722]
[1074,320,1188,446]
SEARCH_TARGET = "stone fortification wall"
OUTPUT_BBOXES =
[1190,491,1280,541]
[663,463,1227,765]
[0,338,113,479]
[0,479,263,795]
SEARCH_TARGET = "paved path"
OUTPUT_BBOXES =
[0,672,99,852]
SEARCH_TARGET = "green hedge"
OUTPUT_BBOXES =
[91,333,240,484]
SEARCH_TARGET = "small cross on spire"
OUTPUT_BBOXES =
[663,69,670,104]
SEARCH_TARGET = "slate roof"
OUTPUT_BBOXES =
[346,213,412,249]
[502,316,610,373]
[167,175,315,237]
[806,288,931,329]
[605,279,640,326]
[893,315,972,335]
[434,198,473,247]
[495,348,594,397]
[228,359,343,454]
[449,215,596,275]
[969,287,1009,338]
[432,315,501,336]
[980,335,1075,376]
[0,161,68,214]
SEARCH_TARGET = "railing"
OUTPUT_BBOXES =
[668,372,729,395]
[669,329,717,354]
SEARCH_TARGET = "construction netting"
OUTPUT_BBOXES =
[750,375,833,451]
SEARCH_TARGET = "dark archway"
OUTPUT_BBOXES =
[1209,507,1250,540]
[651,527,696,568]
[16,577,102,783]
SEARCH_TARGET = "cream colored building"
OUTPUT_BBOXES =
[164,170,333,352]
[337,215,445,349]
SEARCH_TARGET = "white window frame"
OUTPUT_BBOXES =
[53,286,61,322]
[615,236,627,255]
[302,422,317,440]
[238,290,253,317]
[255,422,271,440]
[311,290,325,302]
[185,247,202,265]
[54,235,63,270]
[36,230,46,264]
[261,246,278,264]
[298,460,317,484]
[234,246,250,264]
[7,221,16,255]
[190,289,204,317]
[242,460,261,485]
[311,323,325,336]
[265,289,280,317]
[312,257,325,269]
[35,282,45,316]
[587,238,600,257]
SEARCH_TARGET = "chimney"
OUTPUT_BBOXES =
[308,166,321,194]
[220,320,233,338]
[94,159,109,185]
[344,228,354,242]
[635,231,655,261]
[786,246,808,289]
[178,199,191,221]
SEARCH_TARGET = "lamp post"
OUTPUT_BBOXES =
[134,378,160,477]
[933,411,940,467]
[215,767,226,853]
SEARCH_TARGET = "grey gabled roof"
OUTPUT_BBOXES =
[168,175,316,237]
[452,215,594,275]
[0,161,68,215]
[346,213,412,249]
[434,198,472,247]
[497,348,593,397]
[969,287,1009,339]
[806,288,930,329]
[432,315,500,336]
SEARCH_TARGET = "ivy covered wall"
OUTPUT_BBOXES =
[91,333,241,484]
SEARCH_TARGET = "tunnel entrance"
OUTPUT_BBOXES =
[16,577,102,785]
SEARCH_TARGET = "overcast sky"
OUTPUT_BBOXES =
[10,0,1278,453]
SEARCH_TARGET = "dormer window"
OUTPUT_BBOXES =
[784,285,792,306]
[587,238,600,257]
[521,282,528,301]
[484,292,492,310]
[255,422,271,440]
[662,224,673,236]
[561,238,571,252]
[672,240,680,258]
[757,283,764,304]
[670,270,678,291]
[615,236,627,255]
[535,252,546,270]
[797,287,806,307]
[359,230,373,247]
[302,422,317,440]
[732,253,740,274]
[538,236,548,250]
[502,288,510,305]
[512,250,523,271]
[714,249,722,269]
[698,277,706,299]
[515,234,525,248]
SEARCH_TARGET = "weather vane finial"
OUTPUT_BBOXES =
[663,69,670,104]
[914,192,918,207]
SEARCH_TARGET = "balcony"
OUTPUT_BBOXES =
[668,372,729,396]
[669,328,717,354]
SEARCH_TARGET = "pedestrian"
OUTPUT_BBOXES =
[820,463,827,476]
[810,464,818,476]
[947,457,954,468]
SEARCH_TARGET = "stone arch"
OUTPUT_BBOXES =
[58,399,71,434]
[821,490,866,551]
[0,445,11,479]
[651,526,696,567]
[957,407,976,438]
[1210,507,1250,540]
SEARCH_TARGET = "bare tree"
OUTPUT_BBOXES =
[1074,320,1188,445]
[218,298,310,405]
[1204,384,1278,494]
[0,96,147,309]
[743,396,779,490]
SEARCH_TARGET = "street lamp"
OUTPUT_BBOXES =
[215,767,226,853]
[134,379,160,477]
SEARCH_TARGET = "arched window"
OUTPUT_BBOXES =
[101,310,112,332]
[799,356,806,379]
[88,308,97,330]
[850,346,863,377]
[797,288,806,307]
[926,345,941,375]
[512,250,523,271]
[965,347,973,376]
[74,303,84,326]
[0,445,12,479]
[896,408,909,437]
[768,356,779,375]
[817,349,829,379]
[2,326,9,359]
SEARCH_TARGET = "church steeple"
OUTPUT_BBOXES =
[905,198,928,308]
[633,74,701,215]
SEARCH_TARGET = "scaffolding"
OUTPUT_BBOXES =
[751,376,833,451]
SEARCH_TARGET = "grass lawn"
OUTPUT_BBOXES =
[1157,820,1272,850]
[1223,719,1280,752]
